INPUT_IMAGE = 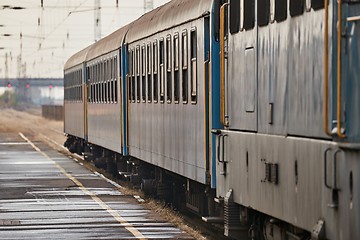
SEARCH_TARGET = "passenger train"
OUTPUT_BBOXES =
[64,0,360,239]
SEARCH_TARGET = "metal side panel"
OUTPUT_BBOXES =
[227,28,257,132]
[87,103,121,153]
[216,130,360,239]
[127,20,208,184]
[64,102,85,139]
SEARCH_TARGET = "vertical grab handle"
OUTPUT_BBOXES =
[215,133,227,163]
[220,3,229,127]
[217,134,222,163]
[324,148,332,189]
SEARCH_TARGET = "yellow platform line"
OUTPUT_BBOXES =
[19,132,146,240]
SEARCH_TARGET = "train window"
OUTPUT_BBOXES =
[243,0,255,30]
[230,0,240,34]
[174,33,180,103]
[91,66,94,103]
[77,71,79,102]
[99,62,102,103]
[131,49,135,102]
[93,65,96,103]
[105,61,108,103]
[190,29,197,104]
[105,60,108,103]
[110,58,113,103]
[110,58,113,81]
[277,0,288,21]
[182,30,188,104]
[108,59,111,80]
[97,63,100,103]
[93,66,95,102]
[102,61,105,103]
[153,41,158,103]
[74,71,77,101]
[99,63,101,103]
[72,72,74,102]
[258,0,270,26]
[86,67,90,102]
[142,45,146,102]
[71,72,74,102]
[159,39,165,103]
[128,50,132,102]
[114,55,118,103]
[90,67,93,103]
[73,72,76,102]
[80,70,83,102]
[166,35,172,103]
[136,46,140,102]
[95,65,98,103]
[311,0,325,10]
[92,64,97,103]
[76,71,78,102]
[147,43,152,102]
[290,0,304,17]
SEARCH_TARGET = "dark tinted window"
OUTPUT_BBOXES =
[311,0,324,10]
[290,0,304,17]
[258,0,270,26]
[243,0,255,30]
[275,0,287,22]
[230,0,240,34]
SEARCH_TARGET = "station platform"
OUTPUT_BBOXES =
[0,132,194,239]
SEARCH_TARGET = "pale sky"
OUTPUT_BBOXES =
[0,0,170,78]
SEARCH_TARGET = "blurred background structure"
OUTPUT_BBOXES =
[0,0,170,79]
[0,0,170,110]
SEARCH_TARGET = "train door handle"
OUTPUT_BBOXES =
[324,148,342,191]
[324,148,342,208]
[324,148,332,189]
[217,134,227,163]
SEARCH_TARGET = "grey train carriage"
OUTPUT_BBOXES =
[64,0,217,222]
[63,0,360,239]
[213,0,360,240]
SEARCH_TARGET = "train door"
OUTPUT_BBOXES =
[338,3,360,238]
[342,2,360,141]
[220,0,258,131]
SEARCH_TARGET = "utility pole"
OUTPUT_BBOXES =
[17,32,23,78]
[94,0,101,42]
[144,0,153,13]
[5,52,9,79]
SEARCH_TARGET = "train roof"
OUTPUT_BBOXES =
[86,26,128,62]
[64,45,92,71]
[126,0,212,43]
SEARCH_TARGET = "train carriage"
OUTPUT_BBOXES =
[63,0,360,239]
[213,0,360,239]
[64,46,91,151]
[125,0,213,188]
[85,27,127,155]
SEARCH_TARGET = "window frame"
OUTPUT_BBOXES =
[173,33,180,104]
[141,44,146,102]
[181,30,188,104]
[166,35,172,103]
[153,40,159,103]
[159,38,165,103]
[147,43,152,102]
[190,28,197,104]
[136,46,140,102]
